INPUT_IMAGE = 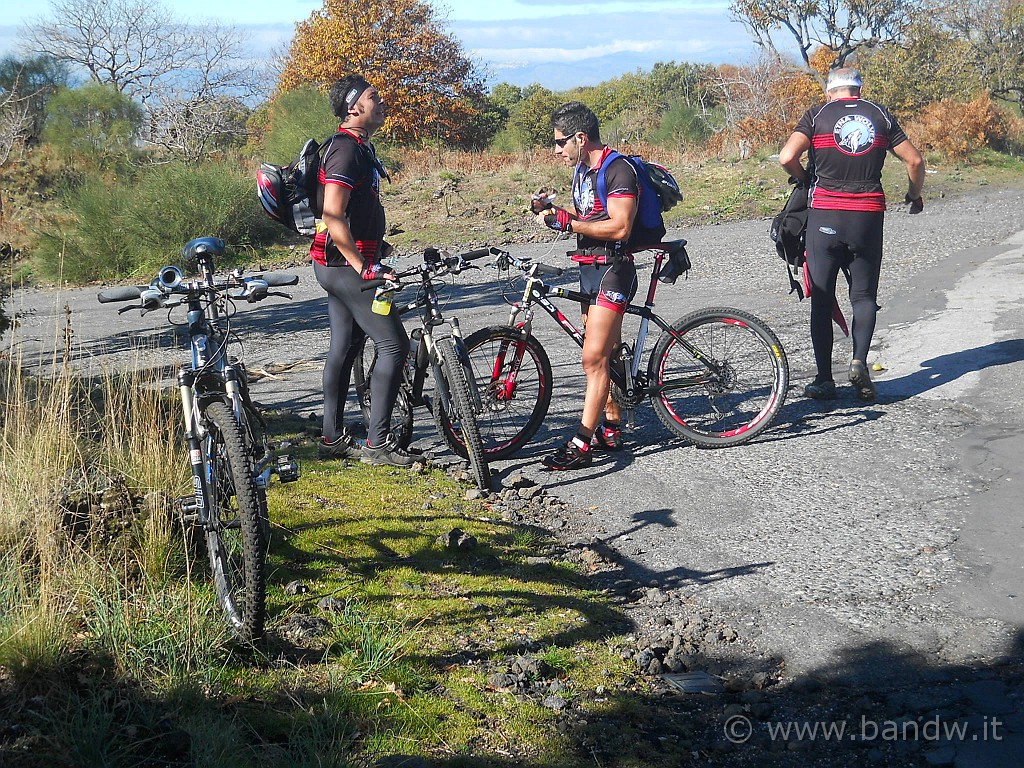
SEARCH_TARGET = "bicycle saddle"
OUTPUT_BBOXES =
[182,236,226,262]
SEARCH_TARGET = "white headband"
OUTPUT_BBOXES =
[826,72,863,90]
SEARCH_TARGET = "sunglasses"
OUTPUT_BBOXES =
[553,135,576,148]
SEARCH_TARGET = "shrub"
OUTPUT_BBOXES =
[42,83,142,170]
[34,159,282,282]
[905,93,1005,159]
[259,86,338,165]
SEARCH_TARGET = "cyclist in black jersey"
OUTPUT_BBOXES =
[532,102,662,470]
[779,68,925,402]
[313,75,413,466]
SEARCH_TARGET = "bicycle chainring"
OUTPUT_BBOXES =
[611,375,646,408]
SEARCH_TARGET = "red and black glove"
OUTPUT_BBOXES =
[360,261,385,280]
[543,207,573,233]
[905,193,924,215]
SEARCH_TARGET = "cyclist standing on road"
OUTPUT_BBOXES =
[312,75,414,467]
[779,68,925,402]
[532,101,665,470]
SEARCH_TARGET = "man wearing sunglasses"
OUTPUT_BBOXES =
[532,101,665,470]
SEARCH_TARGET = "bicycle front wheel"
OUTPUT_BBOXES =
[352,335,415,449]
[648,307,789,448]
[453,326,553,460]
[433,338,491,490]
[202,401,267,642]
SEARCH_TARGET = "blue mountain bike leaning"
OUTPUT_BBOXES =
[98,236,300,642]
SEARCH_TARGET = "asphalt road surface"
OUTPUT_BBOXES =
[8,185,1024,697]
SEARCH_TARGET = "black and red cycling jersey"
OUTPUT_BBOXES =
[310,128,386,268]
[795,98,909,213]
[571,147,660,252]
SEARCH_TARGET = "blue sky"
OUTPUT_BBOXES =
[0,0,759,90]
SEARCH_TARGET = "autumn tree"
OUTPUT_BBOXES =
[277,0,485,144]
[730,0,925,81]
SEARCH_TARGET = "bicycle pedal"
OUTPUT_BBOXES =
[177,495,198,513]
[274,454,301,483]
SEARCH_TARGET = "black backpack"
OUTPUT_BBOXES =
[769,179,809,299]
[257,133,389,237]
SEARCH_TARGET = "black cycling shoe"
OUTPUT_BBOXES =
[317,428,360,460]
[849,360,876,402]
[361,433,417,467]
[591,425,624,451]
[542,441,592,470]
[803,380,837,400]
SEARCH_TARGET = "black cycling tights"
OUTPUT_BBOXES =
[805,209,884,382]
[314,261,409,446]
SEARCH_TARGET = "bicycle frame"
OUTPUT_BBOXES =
[503,247,725,403]
[383,255,482,414]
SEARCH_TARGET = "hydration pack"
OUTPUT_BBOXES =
[588,151,683,240]
[257,132,389,237]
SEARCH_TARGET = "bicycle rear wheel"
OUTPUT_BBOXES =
[433,337,490,489]
[202,401,267,642]
[648,307,789,448]
[352,336,415,448]
[451,326,552,460]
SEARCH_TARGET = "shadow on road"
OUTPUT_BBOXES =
[883,339,1024,401]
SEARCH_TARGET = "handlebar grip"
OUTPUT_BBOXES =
[361,278,386,292]
[461,247,491,262]
[535,263,564,278]
[97,286,144,303]
[255,271,299,287]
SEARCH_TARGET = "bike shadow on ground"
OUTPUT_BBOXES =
[757,394,885,444]
[880,339,1024,401]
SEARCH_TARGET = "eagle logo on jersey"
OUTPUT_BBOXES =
[574,175,596,217]
[833,114,875,155]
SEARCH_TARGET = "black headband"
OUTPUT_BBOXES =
[343,79,371,112]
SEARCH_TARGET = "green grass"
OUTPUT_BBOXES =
[1,352,699,767]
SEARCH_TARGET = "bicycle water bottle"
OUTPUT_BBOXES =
[371,286,393,315]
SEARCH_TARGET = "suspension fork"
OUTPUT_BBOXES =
[486,302,536,402]
[178,367,211,526]
[449,316,483,412]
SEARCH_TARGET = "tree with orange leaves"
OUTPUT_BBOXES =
[277,0,484,145]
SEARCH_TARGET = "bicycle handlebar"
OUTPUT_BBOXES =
[359,246,493,292]
[488,247,564,278]
[97,285,145,303]
[98,268,299,307]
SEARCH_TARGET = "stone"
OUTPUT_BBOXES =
[284,580,309,596]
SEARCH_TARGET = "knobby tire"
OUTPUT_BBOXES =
[202,401,267,642]
[648,307,789,447]
[453,326,552,460]
[433,338,490,489]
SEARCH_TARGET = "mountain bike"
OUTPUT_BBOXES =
[97,236,300,642]
[352,247,493,489]
[459,242,789,457]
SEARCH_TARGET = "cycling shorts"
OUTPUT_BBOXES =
[578,259,638,315]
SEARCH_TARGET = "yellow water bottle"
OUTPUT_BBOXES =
[371,286,393,315]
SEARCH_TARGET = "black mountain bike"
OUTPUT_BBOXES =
[97,236,300,642]
[353,247,493,489]
[459,242,789,457]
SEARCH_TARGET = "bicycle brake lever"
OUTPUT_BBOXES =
[265,291,292,300]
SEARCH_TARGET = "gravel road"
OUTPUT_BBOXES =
[7,182,1024,764]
